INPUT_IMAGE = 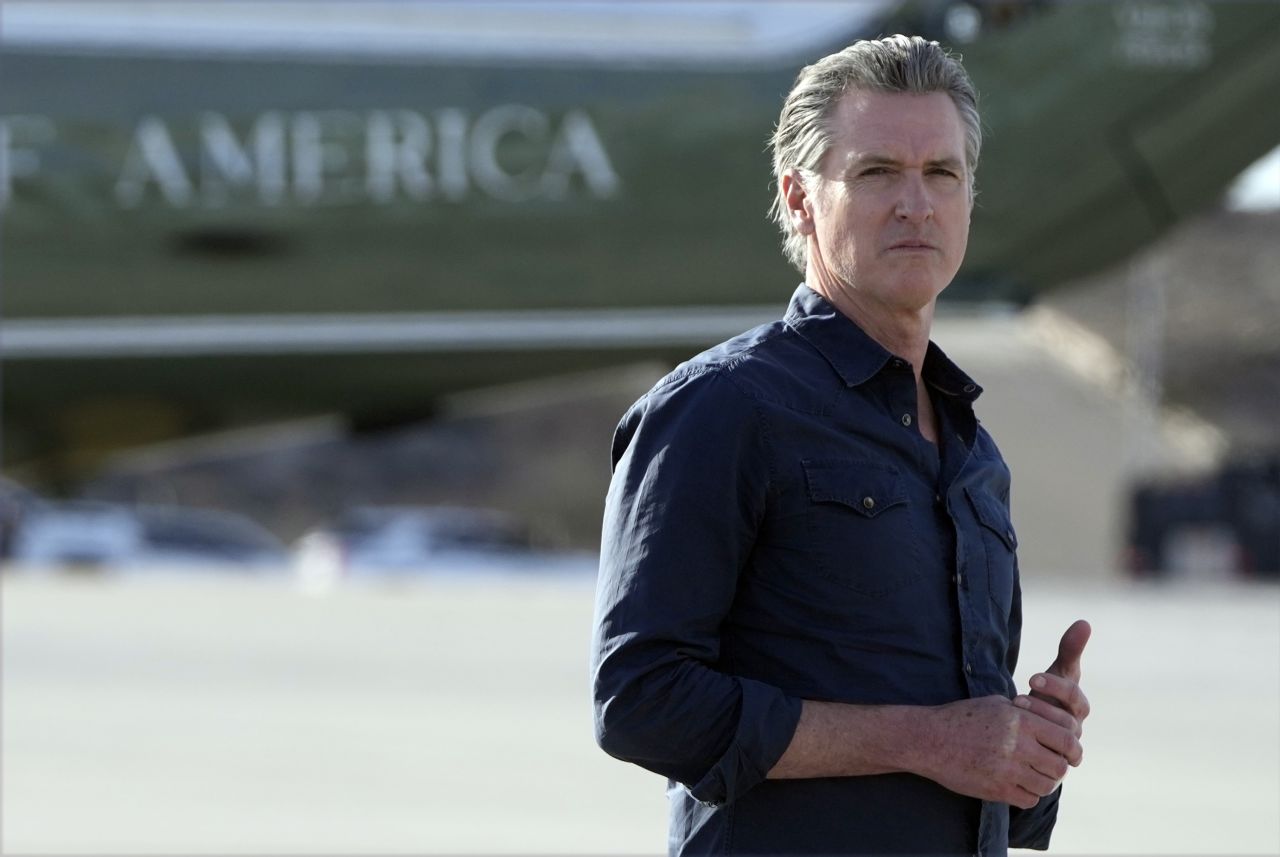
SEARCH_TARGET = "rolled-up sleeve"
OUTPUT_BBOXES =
[590,367,802,806]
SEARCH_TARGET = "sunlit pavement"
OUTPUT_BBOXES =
[3,570,1277,854]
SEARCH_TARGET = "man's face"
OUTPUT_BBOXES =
[799,89,972,314]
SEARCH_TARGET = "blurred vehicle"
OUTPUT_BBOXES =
[0,476,43,559]
[6,501,139,570]
[293,505,596,583]
[6,500,289,574]
[131,504,291,571]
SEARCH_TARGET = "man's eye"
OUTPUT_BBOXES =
[861,167,890,176]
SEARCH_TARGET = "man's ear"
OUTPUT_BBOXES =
[781,170,816,235]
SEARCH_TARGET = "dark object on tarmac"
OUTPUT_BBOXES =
[1126,456,1280,579]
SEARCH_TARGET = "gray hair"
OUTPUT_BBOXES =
[769,35,982,273]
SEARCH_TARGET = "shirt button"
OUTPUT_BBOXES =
[934,493,942,504]
[954,572,962,586]
[862,496,876,510]
[965,662,973,675]
[901,413,913,427]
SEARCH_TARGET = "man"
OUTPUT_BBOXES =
[591,36,1091,856]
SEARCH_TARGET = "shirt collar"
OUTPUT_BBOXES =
[782,284,983,403]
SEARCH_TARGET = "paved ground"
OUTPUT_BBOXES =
[3,571,1277,854]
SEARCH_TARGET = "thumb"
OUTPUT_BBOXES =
[1048,619,1091,682]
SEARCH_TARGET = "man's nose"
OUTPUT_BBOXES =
[895,174,934,222]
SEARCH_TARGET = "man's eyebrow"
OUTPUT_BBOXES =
[845,154,965,171]
[846,154,899,169]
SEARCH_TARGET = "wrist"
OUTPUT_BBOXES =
[842,703,937,776]
[884,704,937,778]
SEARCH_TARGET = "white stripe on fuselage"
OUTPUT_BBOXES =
[0,306,785,358]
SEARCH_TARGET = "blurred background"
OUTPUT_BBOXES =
[2,0,1277,853]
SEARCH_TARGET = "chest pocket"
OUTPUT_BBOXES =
[965,486,1017,617]
[802,459,922,596]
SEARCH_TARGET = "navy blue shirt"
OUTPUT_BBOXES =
[591,285,1060,855]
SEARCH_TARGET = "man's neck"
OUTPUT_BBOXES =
[807,278,935,380]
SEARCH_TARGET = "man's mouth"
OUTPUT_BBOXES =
[888,240,936,251]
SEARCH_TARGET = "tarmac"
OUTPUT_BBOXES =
[3,570,1278,854]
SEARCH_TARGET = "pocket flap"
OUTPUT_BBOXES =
[965,486,1018,551]
[803,459,907,519]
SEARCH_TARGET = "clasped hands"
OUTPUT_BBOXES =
[923,620,1092,809]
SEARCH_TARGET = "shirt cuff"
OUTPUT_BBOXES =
[686,678,803,807]
[1008,783,1062,850]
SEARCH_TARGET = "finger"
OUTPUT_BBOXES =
[1029,672,1091,721]
[1013,694,1082,738]
[1027,716,1084,766]
[1021,757,1066,796]
[1027,742,1070,783]
[1009,785,1042,810]
[1048,619,1091,682]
